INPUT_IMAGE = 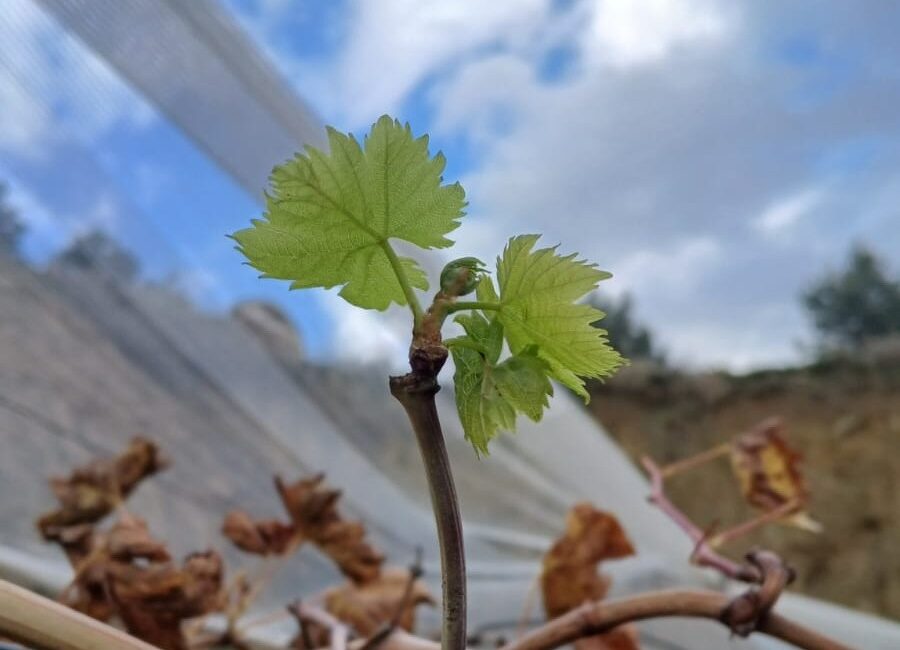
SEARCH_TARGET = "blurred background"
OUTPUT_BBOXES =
[0,0,898,647]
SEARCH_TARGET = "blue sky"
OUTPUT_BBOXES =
[1,1,899,370]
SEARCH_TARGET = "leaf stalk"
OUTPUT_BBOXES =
[380,241,425,329]
[444,301,501,315]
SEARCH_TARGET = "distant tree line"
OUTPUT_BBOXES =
[0,179,140,280]
[803,246,900,351]
[590,244,900,368]
[590,293,665,364]
[55,230,140,281]
[0,182,25,255]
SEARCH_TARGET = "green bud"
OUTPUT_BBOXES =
[440,257,487,296]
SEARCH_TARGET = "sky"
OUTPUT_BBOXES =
[1,0,899,371]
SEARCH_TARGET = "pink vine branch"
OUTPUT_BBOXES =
[641,456,761,582]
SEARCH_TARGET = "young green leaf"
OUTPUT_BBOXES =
[492,347,554,421]
[448,313,553,455]
[475,275,500,315]
[491,234,624,400]
[231,115,466,311]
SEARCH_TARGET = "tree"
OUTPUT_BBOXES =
[0,182,25,255]
[803,246,900,349]
[54,229,140,282]
[590,293,664,363]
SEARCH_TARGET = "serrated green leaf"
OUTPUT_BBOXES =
[451,344,513,456]
[492,346,553,421]
[454,312,503,363]
[232,115,466,310]
[494,234,625,400]
[475,275,500,321]
[449,313,553,455]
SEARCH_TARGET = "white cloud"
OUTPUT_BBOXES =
[431,54,534,142]
[308,0,550,127]
[582,0,730,69]
[663,311,804,372]
[319,292,409,367]
[753,188,824,238]
[295,0,731,128]
[612,236,723,297]
[0,67,51,156]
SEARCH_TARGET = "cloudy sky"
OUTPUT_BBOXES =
[1,1,899,371]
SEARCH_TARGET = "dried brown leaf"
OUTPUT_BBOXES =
[41,523,96,566]
[542,503,635,618]
[542,504,639,649]
[37,438,168,535]
[322,567,435,636]
[316,520,385,584]
[39,483,116,534]
[275,474,340,531]
[107,515,171,562]
[36,439,227,649]
[44,523,115,621]
[222,510,297,555]
[275,474,385,583]
[56,517,185,629]
[108,550,226,650]
[59,533,116,622]
[730,418,822,532]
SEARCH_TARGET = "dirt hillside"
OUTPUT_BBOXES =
[587,352,900,621]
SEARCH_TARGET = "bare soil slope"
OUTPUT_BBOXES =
[588,357,900,620]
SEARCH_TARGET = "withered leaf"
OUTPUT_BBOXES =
[41,522,96,566]
[36,440,226,650]
[37,437,168,536]
[56,516,172,622]
[58,530,116,622]
[224,473,385,587]
[222,510,296,556]
[39,483,114,535]
[107,515,171,562]
[322,567,435,637]
[275,473,341,532]
[542,503,635,618]
[542,504,639,650]
[108,550,226,650]
[315,520,384,584]
[730,418,822,532]
[275,474,384,583]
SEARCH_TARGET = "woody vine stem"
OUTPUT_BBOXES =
[390,359,466,650]
[390,265,470,650]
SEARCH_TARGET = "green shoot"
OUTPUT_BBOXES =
[232,116,623,454]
